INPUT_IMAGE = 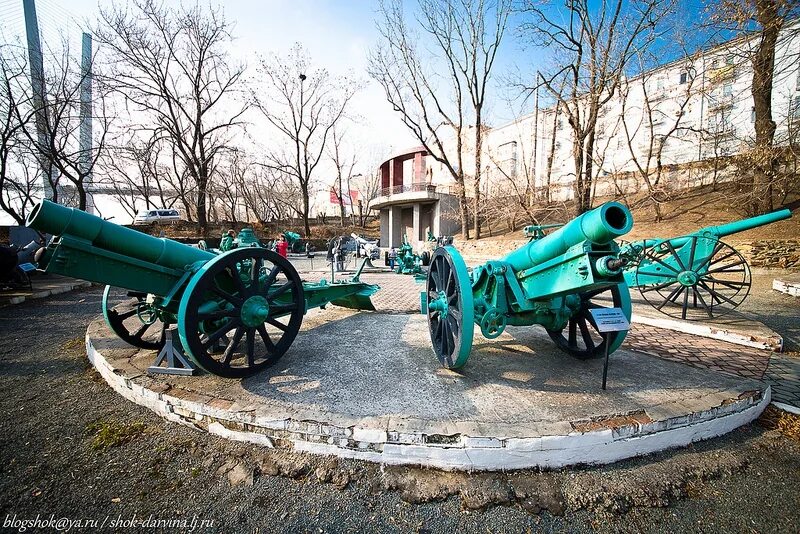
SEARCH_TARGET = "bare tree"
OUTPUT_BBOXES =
[95,0,247,232]
[329,128,359,226]
[370,0,512,240]
[27,44,109,212]
[98,134,183,218]
[0,45,38,224]
[519,0,673,216]
[253,43,358,236]
[706,0,800,214]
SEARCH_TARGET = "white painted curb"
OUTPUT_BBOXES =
[86,333,772,472]
[632,313,783,352]
[771,401,800,416]
[773,278,800,297]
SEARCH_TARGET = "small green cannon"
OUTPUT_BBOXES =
[423,202,633,368]
[620,209,792,320]
[395,235,429,275]
[27,200,378,378]
[220,228,261,251]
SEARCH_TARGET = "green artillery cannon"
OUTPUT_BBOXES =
[620,208,792,320]
[423,202,634,369]
[27,200,378,378]
[395,235,429,275]
[220,228,261,251]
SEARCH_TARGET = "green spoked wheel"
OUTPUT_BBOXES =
[178,248,305,378]
[546,283,631,360]
[635,236,751,320]
[102,285,167,351]
[426,246,474,369]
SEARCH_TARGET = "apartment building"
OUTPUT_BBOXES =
[372,22,799,244]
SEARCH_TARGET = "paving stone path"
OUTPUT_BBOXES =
[333,269,800,408]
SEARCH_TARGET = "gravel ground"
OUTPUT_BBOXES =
[1,286,799,533]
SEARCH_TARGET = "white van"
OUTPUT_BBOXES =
[133,209,182,225]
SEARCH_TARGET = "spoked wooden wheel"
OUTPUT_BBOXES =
[178,248,305,378]
[546,283,631,360]
[426,246,474,369]
[102,285,166,350]
[635,237,751,320]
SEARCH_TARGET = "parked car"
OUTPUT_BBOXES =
[133,209,181,225]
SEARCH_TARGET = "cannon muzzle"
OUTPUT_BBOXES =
[503,202,632,272]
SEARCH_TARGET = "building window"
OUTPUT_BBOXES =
[656,77,664,92]
[725,54,734,66]
[680,71,687,84]
[791,96,800,120]
[723,82,733,98]
[499,141,518,178]
[796,66,800,90]
[751,106,756,123]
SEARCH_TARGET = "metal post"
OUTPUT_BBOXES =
[22,0,54,200]
[602,332,610,390]
[80,33,94,214]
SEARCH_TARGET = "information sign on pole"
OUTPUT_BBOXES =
[588,307,630,390]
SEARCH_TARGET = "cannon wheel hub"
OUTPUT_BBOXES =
[428,291,449,319]
[677,270,699,286]
[240,295,270,327]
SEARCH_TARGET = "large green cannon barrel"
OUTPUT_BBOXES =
[502,202,632,271]
[27,200,212,296]
[28,200,213,271]
[696,208,791,238]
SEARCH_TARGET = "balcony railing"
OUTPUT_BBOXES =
[378,183,437,197]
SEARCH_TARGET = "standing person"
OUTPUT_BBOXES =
[276,235,289,258]
[389,247,397,271]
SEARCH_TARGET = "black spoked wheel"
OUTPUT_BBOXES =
[426,246,474,369]
[636,237,751,320]
[178,248,305,378]
[102,285,166,350]
[546,283,631,360]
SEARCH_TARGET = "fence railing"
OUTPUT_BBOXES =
[377,183,438,197]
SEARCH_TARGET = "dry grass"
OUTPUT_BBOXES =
[757,405,800,442]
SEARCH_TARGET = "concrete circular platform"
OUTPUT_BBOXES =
[85,307,770,471]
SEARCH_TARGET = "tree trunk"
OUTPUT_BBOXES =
[751,0,780,214]
[572,145,584,217]
[301,188,311,237]
[473,112,482,240]
[459,197,469,241]
[583,130,596,213]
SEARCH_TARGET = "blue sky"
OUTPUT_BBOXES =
[0,0,735,147]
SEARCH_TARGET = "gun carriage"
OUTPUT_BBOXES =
[27,200,378,378]
[620,209,792,320]
[423,202,634,369]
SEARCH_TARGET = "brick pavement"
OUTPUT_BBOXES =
[327,271,800,408]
